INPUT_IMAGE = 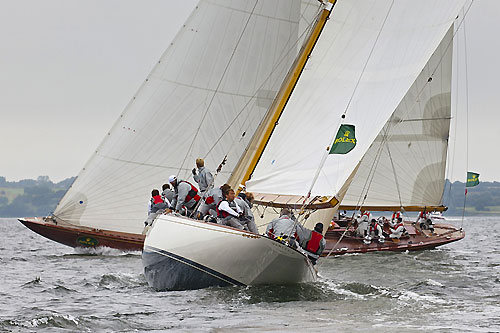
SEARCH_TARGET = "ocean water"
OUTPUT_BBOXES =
[0,217,499,332]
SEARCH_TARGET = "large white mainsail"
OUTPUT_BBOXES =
[53,0,319,234]
[246,0,466,204]
[340,26,454,211]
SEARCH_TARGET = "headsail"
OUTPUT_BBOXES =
[54,0,318,233]
[340,25,455,212]
[246,0,466,202]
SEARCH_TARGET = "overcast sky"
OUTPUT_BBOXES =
[1,0,499,183]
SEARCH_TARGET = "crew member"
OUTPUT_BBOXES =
[356,213,369,237]
[368,218,384,242]
[234,192,258,233]
[169,175,201,215]
[237,192,254,208]
[161,183,175,207]
[149,189,168,214]
[420,218,435,233]
[362,211,372,221]
[300,223,326,265]
[266,208,297,240]
[216,188,244,229]
[391,211,401,224]
[390,217,407,239]
[197,184,231,220]
[192,158,214,193]
[416,210,428,225]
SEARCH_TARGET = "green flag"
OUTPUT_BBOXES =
[329,124,356,154]
[466,172,480,187]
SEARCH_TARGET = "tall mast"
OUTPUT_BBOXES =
[228,0,337,190]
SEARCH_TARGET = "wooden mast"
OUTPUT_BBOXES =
[228,0,337,192]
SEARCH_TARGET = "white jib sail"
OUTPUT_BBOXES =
[54,0,318,233]
[246,0,466,199]
[341,25,454,209]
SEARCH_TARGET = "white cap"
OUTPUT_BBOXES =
[168,175,177,183]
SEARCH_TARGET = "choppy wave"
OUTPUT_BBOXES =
[43,284,78,294]
[73,247,141,257]
[5,313,80,329]
[2,217,500,331]
[97,272,148,289]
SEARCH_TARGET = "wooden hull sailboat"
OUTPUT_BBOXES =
[19,0,471,294]
[143,213,316,291]
[19,0,315,255]
[19,217,144,251]
[323,221,464,256]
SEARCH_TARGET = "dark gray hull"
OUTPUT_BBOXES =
[142,246,244,291]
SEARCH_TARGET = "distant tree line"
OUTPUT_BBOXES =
[0,176,75,217]
[442,180,500,215]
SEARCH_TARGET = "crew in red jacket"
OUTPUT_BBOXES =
[301,223,326,265]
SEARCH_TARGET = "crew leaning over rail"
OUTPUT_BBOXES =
[148,189,168,215]
[234,193,258,233]
[297,223,326,265]
[196,184,231,220]
[161,183,175,207]
[216,188,245,230]
[266,208,298,240]
[168,175,201,215]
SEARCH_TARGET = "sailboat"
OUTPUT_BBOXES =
[322,22,466,255]
[142,0,469,290]
[19,0,321,251]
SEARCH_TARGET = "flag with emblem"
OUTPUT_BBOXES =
[466,172,480,187]
[329,124,356,154]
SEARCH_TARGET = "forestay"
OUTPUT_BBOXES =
[54,0,319,233]
[246,0,466,199]
[341,26,454,209]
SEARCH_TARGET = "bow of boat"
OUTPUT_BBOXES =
[142,213,317,291]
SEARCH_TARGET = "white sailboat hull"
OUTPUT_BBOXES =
[142,214,317,291]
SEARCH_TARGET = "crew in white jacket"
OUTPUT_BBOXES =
[216,188,244,230]
[390,217,406,239]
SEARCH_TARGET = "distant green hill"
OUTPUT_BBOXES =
[0,176,75,217]
[442,180,500,216]
[0,176,498,217]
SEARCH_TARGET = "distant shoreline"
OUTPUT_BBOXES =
[1,176,499,218]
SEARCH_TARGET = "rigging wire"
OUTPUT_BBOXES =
[347,1,475,214]
[176,0,260,177]
[56,2,322,219]
[386,141,403,209]
[461,12,470,228]
[203,8,320,158]
[76,17,320,208]
[321,3,476,261]
[341,0,394,118]
[281,1,397,239]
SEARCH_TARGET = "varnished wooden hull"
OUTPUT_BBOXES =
[18,217,144,251]
[323,222,465,256]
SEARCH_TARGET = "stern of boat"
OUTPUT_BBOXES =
[18,217,144,251]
